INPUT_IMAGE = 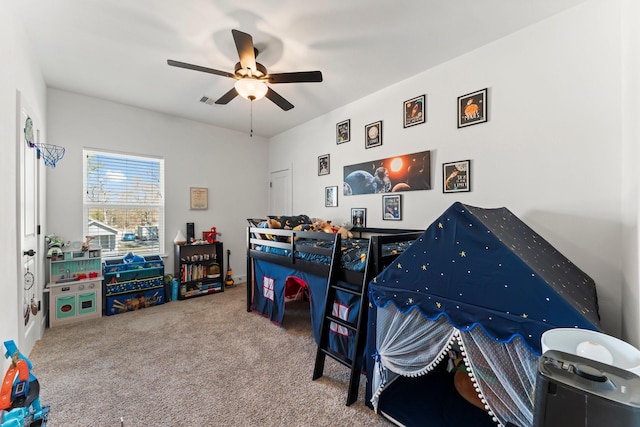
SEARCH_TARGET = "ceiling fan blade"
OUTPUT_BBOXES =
[265,87,294,111]
[267,71,323,84]
[167,59,235,78]
[232,29,257,72]
[215,88,239,105]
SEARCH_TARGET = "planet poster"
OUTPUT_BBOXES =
[343,150,431,196]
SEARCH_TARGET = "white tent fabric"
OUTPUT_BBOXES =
[371,303,539,427]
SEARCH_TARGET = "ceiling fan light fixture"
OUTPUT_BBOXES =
[235,78,268,101]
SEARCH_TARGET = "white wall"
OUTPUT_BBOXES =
[46,89,268,279]
[0,2,47,357]
[270,0,627,339]
[621,0,640,346]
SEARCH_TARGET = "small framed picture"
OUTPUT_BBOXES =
[318,154,330,176]
[190,187,208,210]
[382,194,402,221]
[443,160,471,193]
[351,208,367,228]
[458,88,488,128]
[365,121,383,149]
[337,119,350,144]
[325,186,338,207]
[404,94,426,128]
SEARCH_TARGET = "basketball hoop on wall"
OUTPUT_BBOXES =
[33,143,66,168]
[24,115,65,168]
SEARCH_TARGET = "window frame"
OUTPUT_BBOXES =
[83,148,165,259]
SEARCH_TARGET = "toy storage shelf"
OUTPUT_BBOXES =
[175,242,224,300]
[102,254,165,315]
[47,248,103,327]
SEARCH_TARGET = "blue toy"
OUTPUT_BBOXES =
[0,341,49,427]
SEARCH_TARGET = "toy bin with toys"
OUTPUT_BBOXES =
[102,253,165,316]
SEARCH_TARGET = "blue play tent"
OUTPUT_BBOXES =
[365,202,601,427]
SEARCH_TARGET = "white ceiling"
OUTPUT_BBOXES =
[9,0,586,138]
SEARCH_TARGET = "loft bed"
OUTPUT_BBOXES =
[246,219,422,356]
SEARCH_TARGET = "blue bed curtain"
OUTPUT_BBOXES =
[251,259,360,360]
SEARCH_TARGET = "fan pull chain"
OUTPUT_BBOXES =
[250,99,254,137]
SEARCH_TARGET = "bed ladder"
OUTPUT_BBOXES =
[312,238,372,406]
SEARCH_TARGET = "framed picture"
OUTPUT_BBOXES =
[190,187,208,210]
[404,94,426,128]
[382,194,402,221]
[351,208,367,228]
[337,119,350,144]
[443,160,471,193]
[458,88,488,128]
[325,186,338,207]
[318,154,330,176]
[365,120,383,149]
[343,150,431,195]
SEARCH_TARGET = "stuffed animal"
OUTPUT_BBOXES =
[292,224,313,232]
[312,219,334,234]
[334,226,353,240]
[311,219,353,239]
[257,219,281,241]
[45,234,66,258]
[268,214,311,230]
[267,218,282,229]
[286,223,314,242]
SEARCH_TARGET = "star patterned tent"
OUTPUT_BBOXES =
[365,202,601,427]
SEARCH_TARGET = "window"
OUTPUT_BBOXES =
[83,149,164,258]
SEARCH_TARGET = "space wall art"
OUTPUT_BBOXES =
[343,150,431,196]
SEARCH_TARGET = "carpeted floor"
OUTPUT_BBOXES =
[29,285,390,426]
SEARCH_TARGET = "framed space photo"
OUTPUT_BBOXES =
[318,154,330,176]
[325,186,338,207]
[365,120,382,149]
[404,94,426,128]
[457,88,488,128]
[351,208,367,228]
[337,119,350,144]
[443,160,471,193]
[382,194,402,221]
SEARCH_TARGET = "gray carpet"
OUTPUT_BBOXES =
[29,285,390,426]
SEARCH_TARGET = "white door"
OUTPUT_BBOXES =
[17,91,44,355]
[269,168,292,216]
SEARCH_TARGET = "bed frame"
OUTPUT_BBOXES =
[245,225,422,312]
[245,223,423,405]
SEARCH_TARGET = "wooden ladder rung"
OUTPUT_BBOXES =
[331,283,363,296]
[325,315,357,332]
[320,347,353,368]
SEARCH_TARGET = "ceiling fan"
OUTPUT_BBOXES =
[167,29,323,111]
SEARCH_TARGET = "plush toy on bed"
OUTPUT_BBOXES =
[312,219,333,233]
[269,214,311,230]
[259,215,314,242]
[312,219,353,239]
[256,218,281,241]
[333,224,353,239]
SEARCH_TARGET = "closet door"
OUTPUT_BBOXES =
[269,167,292,216]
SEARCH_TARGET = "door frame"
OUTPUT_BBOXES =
[16,90,45,355]
[269,165,292,216]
